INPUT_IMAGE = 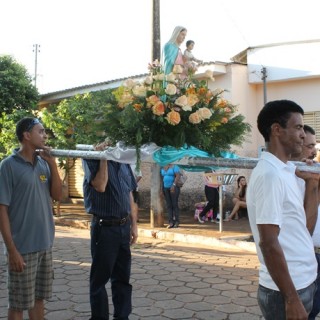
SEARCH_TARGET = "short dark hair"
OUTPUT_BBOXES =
[186,40,194,47]
[257,100,304,142]
[16,117,41,142]
[304,124,316,135]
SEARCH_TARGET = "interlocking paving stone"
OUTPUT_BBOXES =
[0,226,268,319]
[132,297,154,307]
[133,306,163,317]
[175,293,203,303]
[184,301,213,312]
[221,290,249,298]
[162,307,195,319]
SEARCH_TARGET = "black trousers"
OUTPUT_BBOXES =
[90,219,132,320]
[199,186,219,219]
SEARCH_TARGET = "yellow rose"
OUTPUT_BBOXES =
[189,112,201,124]
[152,101,165,116]
[146,94,160,107]
[132,85,147,98]
[172,64,184,74]
[166,110,181,125]
[198,107,212,120]
[217,98,228,108]
[165,84,177,95]
[118,92,133,108]
[206,90,213,101]
[187,94,199,108]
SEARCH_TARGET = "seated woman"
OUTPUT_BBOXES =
[225,176,247,221]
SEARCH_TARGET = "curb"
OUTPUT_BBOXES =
[54,217,256,253]
[139,228,256,253]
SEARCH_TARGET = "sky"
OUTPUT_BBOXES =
[2,0,320,94]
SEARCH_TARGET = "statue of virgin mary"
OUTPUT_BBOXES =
[163,26,187,75]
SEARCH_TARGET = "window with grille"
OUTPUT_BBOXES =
[304,112,320,142]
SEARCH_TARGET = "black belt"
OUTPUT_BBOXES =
[93,215,129,227]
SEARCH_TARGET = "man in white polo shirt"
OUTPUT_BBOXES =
[247,100,319,320]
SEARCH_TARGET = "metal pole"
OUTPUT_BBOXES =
[219,185,223,233]
[49,149,320,173]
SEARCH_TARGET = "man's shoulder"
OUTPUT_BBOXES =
[0,154,15,167]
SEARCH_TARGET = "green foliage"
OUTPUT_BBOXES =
[0,55,39,114]
[102,62,252,156]
[41,90,116,175]
[0,109,38,159]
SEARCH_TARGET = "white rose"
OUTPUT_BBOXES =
[123,78,137,89]
[144,76,153,85]
[165,84,177,95]
[166,73,176,83]
[198,107,212,120]
[175,95,190,110]
[205,70,214,79]
[172,64,184,74]
[153,73,165,81]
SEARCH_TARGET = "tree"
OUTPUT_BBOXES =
[41,89,115,212]
[0,109,39,158]
[0,56,39,158]
[0,55,39,114]
[41,90,116,178]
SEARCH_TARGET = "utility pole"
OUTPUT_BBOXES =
[152,0,161,62]
[150,0,164,228]
[261,66,267,105]
[33,44,40,88]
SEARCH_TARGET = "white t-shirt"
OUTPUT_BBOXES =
[312,207,320,247]
[247,152,317,290]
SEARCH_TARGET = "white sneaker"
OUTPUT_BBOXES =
[197,214,204,224]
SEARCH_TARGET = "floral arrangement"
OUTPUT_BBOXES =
[103,60,251,157]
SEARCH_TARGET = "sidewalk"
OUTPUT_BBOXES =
[54,201,255,252]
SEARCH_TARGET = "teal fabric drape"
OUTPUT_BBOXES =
[153,145,238,172]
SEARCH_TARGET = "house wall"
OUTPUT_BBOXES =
[255,78,320,112]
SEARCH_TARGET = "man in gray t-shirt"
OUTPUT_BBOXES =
[0,117,62,319]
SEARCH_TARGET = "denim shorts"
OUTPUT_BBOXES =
[257,282,316,320]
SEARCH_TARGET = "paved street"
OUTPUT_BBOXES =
[1,226,262,319]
